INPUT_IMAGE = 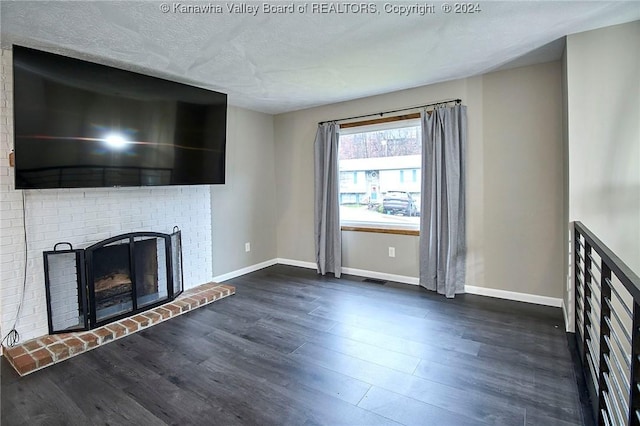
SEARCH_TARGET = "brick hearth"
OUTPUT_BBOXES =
[3,282,235,376]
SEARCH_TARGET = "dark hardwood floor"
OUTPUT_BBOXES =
[1,265,585,425]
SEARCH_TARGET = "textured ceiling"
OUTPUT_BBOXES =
[1,1,639,114]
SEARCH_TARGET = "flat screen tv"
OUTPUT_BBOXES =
[13,45,227,189]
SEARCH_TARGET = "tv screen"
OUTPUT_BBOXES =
[13,45,227,189]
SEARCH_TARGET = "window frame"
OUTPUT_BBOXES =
[337,116,422,234]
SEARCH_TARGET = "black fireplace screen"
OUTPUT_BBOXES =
[43,229,183,333]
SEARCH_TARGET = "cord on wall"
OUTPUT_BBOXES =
[1,191,28,347]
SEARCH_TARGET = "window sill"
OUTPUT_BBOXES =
[340,225,419,236]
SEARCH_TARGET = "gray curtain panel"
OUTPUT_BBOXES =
[419,104,467,298]
[314,122,342,278]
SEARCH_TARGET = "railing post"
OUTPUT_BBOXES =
[598,263,612,425]
[630,301,640,426]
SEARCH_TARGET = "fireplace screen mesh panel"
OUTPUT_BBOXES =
[134,236,169,310]
[170,230,183,299]
[43,230,183,333]
[91,238,134,322]
[43,248,87,333]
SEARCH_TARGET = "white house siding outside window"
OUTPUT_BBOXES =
[338,119,421,230]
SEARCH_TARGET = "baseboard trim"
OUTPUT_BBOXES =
[212,259,278,282]
[275,258,419,285]
[276,258,317,270]
[465,285,563,307]
[230,258,563,308]
[341,267,419,285]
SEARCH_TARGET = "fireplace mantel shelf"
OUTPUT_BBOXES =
[3,282,235,376]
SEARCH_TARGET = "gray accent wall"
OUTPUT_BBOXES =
[482,62,565,298]
[211,106,277,277]
[342,232,420,279]
[274,61,566,299]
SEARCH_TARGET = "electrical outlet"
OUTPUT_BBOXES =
[245,242,251,252]
[388,247,395,258]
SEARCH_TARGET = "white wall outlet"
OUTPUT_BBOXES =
[388,247,395,258]
[245,242,251,252]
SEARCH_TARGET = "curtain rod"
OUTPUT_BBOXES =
[318,98,461,125]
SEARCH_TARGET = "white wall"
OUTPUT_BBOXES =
[566,21,640,275]
[274,61,566,299]
[563,21,640,330]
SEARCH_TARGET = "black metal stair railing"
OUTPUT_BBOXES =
[573,221,640,425]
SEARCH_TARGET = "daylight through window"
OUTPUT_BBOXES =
[338,119,421,229]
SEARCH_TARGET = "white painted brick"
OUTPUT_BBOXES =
[0,238,14,247]
[2,209,22,219]
[8,225,24,237]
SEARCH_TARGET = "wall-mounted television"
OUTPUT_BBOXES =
[13,45,227,189]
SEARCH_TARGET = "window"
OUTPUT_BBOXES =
[338,119,421,230]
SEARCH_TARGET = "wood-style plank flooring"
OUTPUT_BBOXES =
[1,265,585,425]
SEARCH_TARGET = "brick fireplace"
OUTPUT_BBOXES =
[0,185,214,344]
